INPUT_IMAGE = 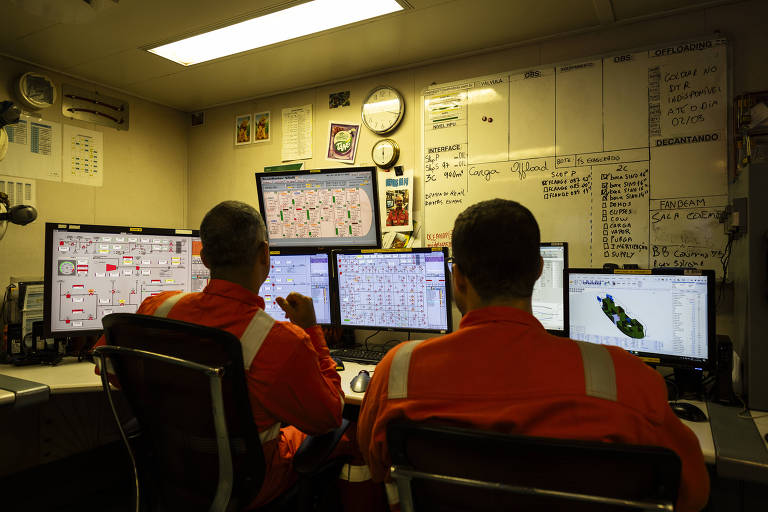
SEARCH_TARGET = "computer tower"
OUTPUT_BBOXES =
[713,335,737,404]
[730,162,768,410]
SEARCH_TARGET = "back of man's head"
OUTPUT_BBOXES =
[200,201,266,270]
[451,199,540,300]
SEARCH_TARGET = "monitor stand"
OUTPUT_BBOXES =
[673,368,704,398]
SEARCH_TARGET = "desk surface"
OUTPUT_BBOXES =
[0,358,101,405]
[4,357,766,474]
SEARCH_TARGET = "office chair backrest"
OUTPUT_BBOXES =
[100,313,266,511]
[387,421,681,512]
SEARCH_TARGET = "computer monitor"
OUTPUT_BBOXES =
[334,248,452,333]
[255,167,381,249]
[43,223,210,337]
[259,249,333,325]
[567,268,715,369]
[533,242,568,335]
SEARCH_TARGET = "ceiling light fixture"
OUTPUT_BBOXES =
[148,0,405,66]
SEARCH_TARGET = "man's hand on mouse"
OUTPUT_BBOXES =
[276,292,317,329]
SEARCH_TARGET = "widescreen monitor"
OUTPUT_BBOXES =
[255,167,381,249]
[43,223,209,337]
[334,248,451,333]
[259,249,333,325]
[567,268,715,369]
[532,242,568,335]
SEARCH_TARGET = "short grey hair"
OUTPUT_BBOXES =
[200,201,266,269]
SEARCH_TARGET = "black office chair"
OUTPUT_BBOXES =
[387,421,681,512]
[96,313,349,512]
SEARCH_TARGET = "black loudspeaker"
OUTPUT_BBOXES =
[713,335,737,404]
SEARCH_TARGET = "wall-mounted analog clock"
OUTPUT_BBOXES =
[361,85,404,135]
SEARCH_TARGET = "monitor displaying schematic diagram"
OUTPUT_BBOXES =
[259,249,333,325]
[567,268,714,370]
[532,242,568,335]
[255,167,381,248]
[43,223,210,337]
[333,248,451,333]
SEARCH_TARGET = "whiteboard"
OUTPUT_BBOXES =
[421,38,728,273]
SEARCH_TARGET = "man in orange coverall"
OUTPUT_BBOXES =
[386,195,408,226]
[94,201,347,509]
[357,199,710,512]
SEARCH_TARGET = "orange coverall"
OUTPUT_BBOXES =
[357,306,710,512]
[94,279,344,508]
[386,207,408,226]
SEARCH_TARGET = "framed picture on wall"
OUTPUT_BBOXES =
[235,113,252,145]
[253,111,270,143]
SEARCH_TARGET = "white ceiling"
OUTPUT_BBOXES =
[0,0,738,112]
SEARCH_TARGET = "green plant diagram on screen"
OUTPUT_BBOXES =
[597,294,645,339]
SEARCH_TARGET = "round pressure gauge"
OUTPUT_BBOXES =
[371,138,400,169]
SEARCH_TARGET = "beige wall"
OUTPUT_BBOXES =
[0,55,189,291]
[3,0,766,338]
[188,1,768,229]
[188,0,768,336]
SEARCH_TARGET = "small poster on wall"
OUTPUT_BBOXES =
[253,111,270,143]
[326,122,360,163]
[380,168,414,232]
[235,113,252,145]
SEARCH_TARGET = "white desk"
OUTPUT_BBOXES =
[678,400,715,465]
[0,357,101,406]
[0,358,755,475]
[755,412,768,449]
[338,361,377,406]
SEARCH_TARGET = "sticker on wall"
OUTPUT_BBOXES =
[380,168,414,232]
[235,113,252,145]
[253,111,270,143]
[329,91,350,109]
[326,122,359,163]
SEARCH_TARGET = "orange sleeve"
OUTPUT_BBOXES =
[259,327,344,435]
[357,350,396,482]
[305,324,340,384]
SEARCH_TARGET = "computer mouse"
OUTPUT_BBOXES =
[350,370,371,393]
[670,402,707,422]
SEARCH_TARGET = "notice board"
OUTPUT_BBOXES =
[421,38,728,273]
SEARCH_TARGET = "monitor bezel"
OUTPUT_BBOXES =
[263,248,336,326]
[255,166,382,250]
[332,247,453,334]
[537,242,569,337]
[43,222,201,338]
[566,267,715,371]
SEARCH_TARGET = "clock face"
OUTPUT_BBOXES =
[372,139,399,168]
[362,86,404,135]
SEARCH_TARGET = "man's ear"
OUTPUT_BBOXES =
[452,263,468,296]
[537,255,544,280]
[258,241,270,265]
[200,248,210,269]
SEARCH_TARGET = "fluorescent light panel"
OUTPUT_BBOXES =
[148,0,404,66]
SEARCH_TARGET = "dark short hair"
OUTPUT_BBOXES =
[451,199,540,299]
[200,201,266,269]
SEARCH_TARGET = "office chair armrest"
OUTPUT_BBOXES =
[292,419,351,474]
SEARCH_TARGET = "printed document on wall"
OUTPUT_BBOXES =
[63,124,103,187]
[281,104,313,161]
[0,114,62,181]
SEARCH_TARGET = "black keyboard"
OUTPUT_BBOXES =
[331,348,386,364]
